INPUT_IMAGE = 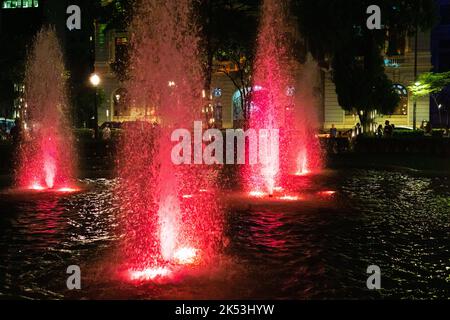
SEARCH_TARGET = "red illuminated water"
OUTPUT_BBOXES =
[245,0,322,196]
[15,28,76,192]
[118,0,222,280]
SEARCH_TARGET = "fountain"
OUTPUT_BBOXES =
[245,0,322,199]
[15,27,77,193]
[119,0,222,280]
[292,54,323,177]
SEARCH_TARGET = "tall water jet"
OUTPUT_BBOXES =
[15,27,75,191]
[119,0,222,279]
[292,54,322,176]
[246,0,295,195]
[246,0,322,196]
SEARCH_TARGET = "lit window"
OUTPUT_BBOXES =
[392,84,408,115]
[2,0,39,9]
[213,88,222,97]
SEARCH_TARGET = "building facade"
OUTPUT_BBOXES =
[0,0,94,124]
[0,0,41,119]
[324,31,432,130]
[94,9,434,132]
[93,23,240,128]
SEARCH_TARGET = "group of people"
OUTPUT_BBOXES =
[329,119,450,139]
[376,120,395,138]
[3,119,113,143]
[329,120,397,139]
[421,120,433,136]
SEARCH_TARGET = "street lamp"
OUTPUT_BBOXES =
[412,81,421,130]
[90,73,101,87]
[90,73,101,139]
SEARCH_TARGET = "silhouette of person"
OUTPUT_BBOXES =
[355,123,362,136]
[330,124,338,138]
[384,120,393,137]
[377,124,383,137]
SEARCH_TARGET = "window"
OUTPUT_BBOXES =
[97,24,107,46]
[392,84,408,115]
[385,30,406,56]
[115,37,128,63]
[2,0,39,9]
[113,88,129,117]
[213,88,222,98]
[232,90,243,121]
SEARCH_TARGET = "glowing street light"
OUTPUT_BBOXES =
[90,73,101,139]
[90,73,101,87]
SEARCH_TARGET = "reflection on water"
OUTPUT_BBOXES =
[0,170,449,299]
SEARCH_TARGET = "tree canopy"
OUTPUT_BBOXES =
[294,0,437,128]
[409,72,450,98]
[198,0,260,122]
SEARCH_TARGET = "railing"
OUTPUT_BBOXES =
[384,56,406,68]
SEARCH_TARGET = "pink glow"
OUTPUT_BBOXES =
[295,168,311,176]
[295,151,311,176]
[15,28,75,191]
[119,0,222,275]
[318,191,337,196]
[278,195,301,201]
[249,190,266,198]
[244,0,322,196]
[27,183,79,193]
[158,194,181,261]
[29,183,45,191]
[173,247,199,265]
[129,267,171,281]
[57,187,79,193]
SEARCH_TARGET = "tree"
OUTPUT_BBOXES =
[333,42,400,130]
[95,0,134,31]
[198,0,260,125]
[94,0,134,82]
[410,72,450,126]
[294,0,437,130]
[331,33,401,130]
[409,72,450,97]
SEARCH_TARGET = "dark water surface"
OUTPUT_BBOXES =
[0,169,449,299]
